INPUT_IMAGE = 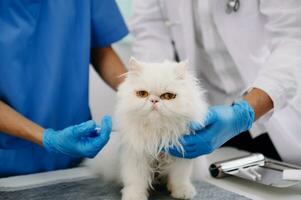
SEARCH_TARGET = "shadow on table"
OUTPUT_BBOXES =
[0,178,250,200]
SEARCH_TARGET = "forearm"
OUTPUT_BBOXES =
[243,88,274,121]
[0,101,44,145]
[91,46,127,90]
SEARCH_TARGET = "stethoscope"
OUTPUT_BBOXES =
[226,0,240,14]
[158,0,240,28]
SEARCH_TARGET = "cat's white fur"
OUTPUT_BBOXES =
[86,58,208,200]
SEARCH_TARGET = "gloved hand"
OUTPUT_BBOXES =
[42,115,112,158]
[168,100,254,159]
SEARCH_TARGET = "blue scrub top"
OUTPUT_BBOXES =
[0,0,128,177]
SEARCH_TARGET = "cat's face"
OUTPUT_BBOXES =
[117,58,203,122]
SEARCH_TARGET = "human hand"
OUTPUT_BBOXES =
[42,115,112,158]
[168,100,254,159]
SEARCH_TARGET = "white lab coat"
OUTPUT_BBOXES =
[131,0,301,164]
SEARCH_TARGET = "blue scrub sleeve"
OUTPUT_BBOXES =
[91,0,129,48]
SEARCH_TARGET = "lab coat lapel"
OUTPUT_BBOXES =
[179,0,195,63]
[165,0,195,65]
[211,0,265,85]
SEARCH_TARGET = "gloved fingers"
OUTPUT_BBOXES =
[168,145,196,155]
[91,115,112,147]
[197,124,221,142]
[188,121,204,131]
[91,133,110,148]
[168,146,196,153]
[183,145,197,152]
[203,109,218,127]
[84,150,99,159]
[74,120,97,136]
[180,134,199,146]
[171,148,199,159]
[99,115,112,140]
[168,147,185,158]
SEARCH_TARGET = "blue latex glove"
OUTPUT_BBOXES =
[168,100,255,159]
[42,115,112,158]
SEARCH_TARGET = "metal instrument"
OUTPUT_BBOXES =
[209,153,301,188]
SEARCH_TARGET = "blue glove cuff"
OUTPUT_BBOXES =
[232,100,255,134]
[42,129,58,153]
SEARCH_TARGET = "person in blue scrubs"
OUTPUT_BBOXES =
[0,0,128,177]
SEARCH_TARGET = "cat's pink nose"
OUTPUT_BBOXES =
[150,98,159,104]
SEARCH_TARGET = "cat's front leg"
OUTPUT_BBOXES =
[167,158,196,200]
[121,149,151,200]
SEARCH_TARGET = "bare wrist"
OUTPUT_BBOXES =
[22,123,44,146]
[243,88,273,121]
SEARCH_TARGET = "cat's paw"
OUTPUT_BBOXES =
[168,182,196,200]
[121,186,148,200]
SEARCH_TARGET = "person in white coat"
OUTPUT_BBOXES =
[130,0,301,165]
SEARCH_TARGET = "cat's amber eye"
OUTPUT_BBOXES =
[136,90,149,98]
[160,92,177,100]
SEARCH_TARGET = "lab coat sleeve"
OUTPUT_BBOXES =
[91,0,128,48]
[251,0,301,112]
[130,0,174,61]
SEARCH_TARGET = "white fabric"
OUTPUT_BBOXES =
[130,0,301,165]
[192,0,244,96]
[191,0,270,138]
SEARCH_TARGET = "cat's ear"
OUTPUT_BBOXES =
[175,60,188,79]
[128,57,142,72]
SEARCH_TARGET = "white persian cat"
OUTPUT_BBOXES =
[86,58,208,200]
